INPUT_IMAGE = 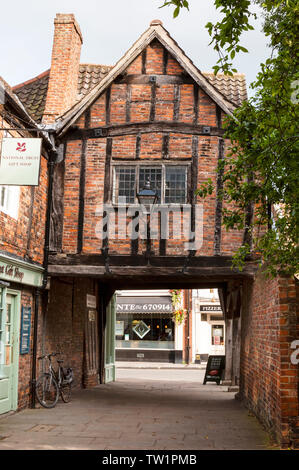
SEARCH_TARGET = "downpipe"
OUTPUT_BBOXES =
[30,143,56,408]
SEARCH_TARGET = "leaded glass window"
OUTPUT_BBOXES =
[139,167,162,203]
[113,166,136,204]
[165,166,187,204]
[113,165,188,204]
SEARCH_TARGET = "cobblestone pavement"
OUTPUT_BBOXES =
[0,368,271,450]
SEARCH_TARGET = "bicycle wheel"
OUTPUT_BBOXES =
[35,373,59,408]
[60,381,72,403]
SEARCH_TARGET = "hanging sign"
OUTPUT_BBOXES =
[20,306,32,355]
[0,138,42,186]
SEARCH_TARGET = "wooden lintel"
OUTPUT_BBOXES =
[47,263,254,283]
[114,74,195,85]
[49,253,234,267]
[66,121,225,141]
[48,254,257,278]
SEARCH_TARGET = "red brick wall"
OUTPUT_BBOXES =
[43,14,82,123]
[0,152,48,265]
[42,277,99,390]
[240,273,299,448]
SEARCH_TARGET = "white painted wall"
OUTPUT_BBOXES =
[192,289,225,362]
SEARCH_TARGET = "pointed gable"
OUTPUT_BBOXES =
[55,20,245,137]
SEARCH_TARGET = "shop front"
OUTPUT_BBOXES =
[115,292,183,363]
[192,289,225,363]
[0,253,43,414]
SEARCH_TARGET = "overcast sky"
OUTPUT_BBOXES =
[1,0,269,97]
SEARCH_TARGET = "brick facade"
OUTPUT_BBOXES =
[241,273,299,448]
[42,277,99,390]
[55,39,243,259]
[43,14,83,123]
[0,81,50,413]
[2,14,297,449]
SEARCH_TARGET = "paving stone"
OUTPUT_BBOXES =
[0,368,271,450]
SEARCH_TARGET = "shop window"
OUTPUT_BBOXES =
[0,288,6,377]
[211,324,224,346]
[116,312,175,350]
[112,165,187,204]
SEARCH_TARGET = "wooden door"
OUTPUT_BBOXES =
[104,294,116,383]
[0,290,20,415]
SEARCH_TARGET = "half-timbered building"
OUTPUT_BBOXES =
[11,14,298,448]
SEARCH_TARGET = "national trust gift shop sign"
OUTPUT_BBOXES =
[0,138,42,186]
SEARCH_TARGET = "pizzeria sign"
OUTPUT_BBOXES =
[0,138,42,186]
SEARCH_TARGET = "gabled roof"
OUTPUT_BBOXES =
[0,76,54,150]
[78,64,113,101]
[13,70,50,123]
[55,21,245,136]
[13,21,247,133]
[13,65,113,123]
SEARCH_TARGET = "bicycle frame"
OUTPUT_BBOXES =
[39,353,63,388]
[36,352,72,408]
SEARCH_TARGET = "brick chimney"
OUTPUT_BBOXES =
[43,14,83,124]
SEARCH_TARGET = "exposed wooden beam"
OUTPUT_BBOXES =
[48,252,257,269]
[77,139,87,253]
[66,121,225,141]
[125,84,131,123]
[173,85,180,121]
[149,82,156,122]
[115,74,194,85]
[214,138,225,255]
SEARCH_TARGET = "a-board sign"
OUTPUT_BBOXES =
[203,355,225,385]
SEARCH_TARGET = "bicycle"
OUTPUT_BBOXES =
[35,352,73,408]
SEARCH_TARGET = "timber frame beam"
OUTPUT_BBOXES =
[62,121,225,142]
[48,254,258,284]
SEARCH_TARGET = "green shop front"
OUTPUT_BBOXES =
[0,253,43,414]
[115,292,183,363]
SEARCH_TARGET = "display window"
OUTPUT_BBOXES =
[211,324,224,346]
[116,312,175,350]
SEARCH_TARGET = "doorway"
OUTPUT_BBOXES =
[0,289,20,415]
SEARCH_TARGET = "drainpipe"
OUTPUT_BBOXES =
[186,290,191,365]
[30,141,56,408]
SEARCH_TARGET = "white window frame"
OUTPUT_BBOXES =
[0,130,20,219]
[0,287,7,378]
[0,185,20,219]
[112,163,189,205]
